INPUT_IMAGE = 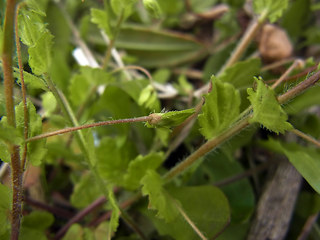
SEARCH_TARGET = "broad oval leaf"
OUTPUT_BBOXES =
[260,138,320,194]
[144,185,230,240]
[198,77,241,139]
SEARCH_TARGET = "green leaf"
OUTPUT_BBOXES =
[68,67,113,107]
[18,9,45,46]
[137,84,160,111]
[70,173,103,209]
[28,30,53,75]
[190,150,255,222]
[62,224,85,240]
[0,28,3,55]
[41,92,57,117]
[281,0,311,39]
[123,152,164,190]
[97,137,137,185]
[91,8,113,38]
[110,0,137,19]
[146,108,195,128]
[107,186,120,237]
[247,78,292,134]
[144,185,230,240]
[253,0,289,22]
[198,78,241,139]
[174,75,193,96]
[141,170,179,222]
[16,101,47,166]
[14,67,47,90]
[20,211,54,240]
[284,85,320,114]
[142,0,162,18]
[218,58,261,89]
[296,192,320,219]
[94,222,110,240]
[0,120,23,145]
[25,0,49,16]
[189,0,218,13]
[0,184,11,237]
[260,138,320,194]
[115,25,205,67]
[21,211,54,231]
[0,141,10,163]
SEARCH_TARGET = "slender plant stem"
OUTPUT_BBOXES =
[24,196,74,219]
[218,10,268,74]
[214,160,275,187]
[3,0,16,127]
[163,118,250,181]
[15,3,29,170]
[102,10,125,68]
[163,69,320,182]
[194,10,268,97]
[172,197,208,240]
[44,76,111,198]
[3,1,23,240]
[119,209,148,240]
[261,57,296,72]
[54,196,107,239]
[26,116,151,142]
[277,70,320,104]
[291,129,320,148]
[111,65,153,81]
[88,193,142,227]
[297,213,319,240]
[271,59,304,89]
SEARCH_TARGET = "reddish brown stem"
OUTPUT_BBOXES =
[54,196,107,239]
[88,193,141,227]
[3,0,23,240]
[26,116,152,142]
[24,197,74,219]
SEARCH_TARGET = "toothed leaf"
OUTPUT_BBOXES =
[253,0,289,22]
[247,77,292,134]
[141,170,179,222]
[198,77,241,139]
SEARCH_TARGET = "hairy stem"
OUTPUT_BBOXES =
[3,0,16,127]
[26,116,151,142]
[163,69,320,181]
[3,1,23,240]
[219,10,267,73]
[277,70,320,104]
[291,129,320,148]
[164,118,250,181]
[44,76,111,198]
[271,59,304,89]
[15,3,29,170]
